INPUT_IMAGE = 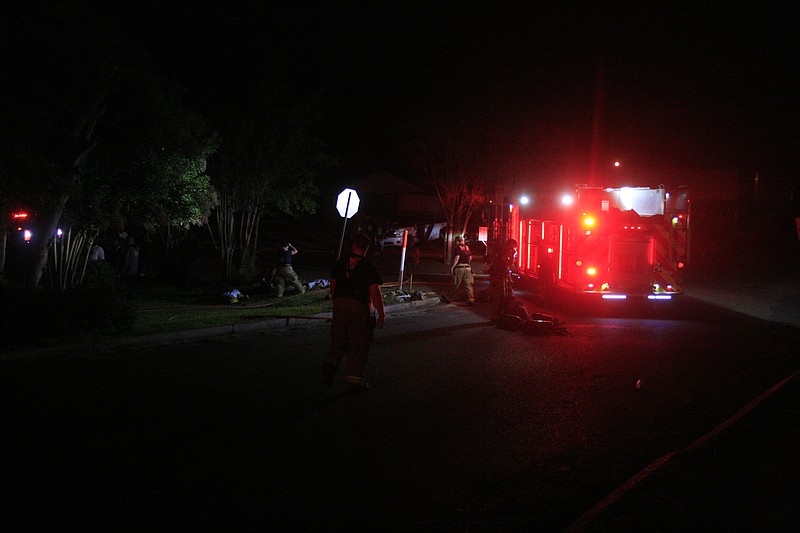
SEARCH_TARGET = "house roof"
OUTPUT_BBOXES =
[353,171,427,195]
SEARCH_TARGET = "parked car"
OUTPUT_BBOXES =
[378,225,414,250]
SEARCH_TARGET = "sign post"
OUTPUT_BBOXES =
[398,229,408,290]
[336,188,360,259]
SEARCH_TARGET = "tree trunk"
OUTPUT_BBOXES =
[25,97,105,287]
[27,193,70,287]
[444,225,454,264]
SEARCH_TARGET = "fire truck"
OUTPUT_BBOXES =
[493,185,690,301]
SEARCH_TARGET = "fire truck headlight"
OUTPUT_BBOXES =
[586,267,597,276]
[23,230,33,241]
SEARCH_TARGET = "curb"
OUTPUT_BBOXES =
[1,296,443,362]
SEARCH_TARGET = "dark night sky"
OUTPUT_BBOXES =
[11,2,800,186]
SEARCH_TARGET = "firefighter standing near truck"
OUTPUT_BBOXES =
[446,235,475,304]
[488,238,518,322]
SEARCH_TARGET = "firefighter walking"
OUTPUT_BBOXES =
[323,234,386,394]
[444,235,474,304]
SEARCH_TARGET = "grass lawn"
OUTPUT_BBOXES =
[2,247,452,352]
[120,280,333,337]
[119,277,436,338]
[120,247,476,338]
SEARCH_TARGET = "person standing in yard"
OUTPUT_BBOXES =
[322,234,386,393]
[121,236,139,281]
[275,242,305,297]
[89,242,105,262]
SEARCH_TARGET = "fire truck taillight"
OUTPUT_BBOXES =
[677,259,686,269]
[581,214,596,235]
[23,229,33,242]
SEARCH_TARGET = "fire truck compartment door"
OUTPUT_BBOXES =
[608,235,654,290]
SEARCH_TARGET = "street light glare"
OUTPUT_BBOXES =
[561,194,574,206]
[520,195,530,205]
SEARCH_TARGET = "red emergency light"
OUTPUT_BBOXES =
[12,212,29,219]
[672,214,686,227]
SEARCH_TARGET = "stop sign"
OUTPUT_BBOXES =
[336,188,360,219]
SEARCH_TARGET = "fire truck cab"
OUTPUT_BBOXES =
[500,185,690,301]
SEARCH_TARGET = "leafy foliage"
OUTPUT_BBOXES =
[208,83,335,279]
[1,8,220,287]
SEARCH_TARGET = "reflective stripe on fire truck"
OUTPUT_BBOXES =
[651,225,681,292]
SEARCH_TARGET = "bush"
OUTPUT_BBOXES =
[0,284,133,350]
[84,259,121,289]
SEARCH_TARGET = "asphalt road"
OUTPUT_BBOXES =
[2,278,798,530]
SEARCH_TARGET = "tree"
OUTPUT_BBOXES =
[208,86,335,279]
[408,123,489,263]
[1,7,219,287]
[95,80,219,256]
[0,8,114,287]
